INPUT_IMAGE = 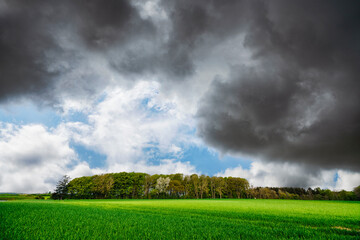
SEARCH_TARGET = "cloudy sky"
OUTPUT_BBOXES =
[1,0,359,193]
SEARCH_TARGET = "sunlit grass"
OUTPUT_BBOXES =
[1,199,359,239]
[0,193,50,200]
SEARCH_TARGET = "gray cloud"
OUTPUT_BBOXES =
[0,0,251,101]
[0,0,60,101]
[0,0,155,103]
[197,0,360,171]
[159,0,250,78]
[72,0,144,49]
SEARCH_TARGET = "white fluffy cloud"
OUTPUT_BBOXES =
[335,170,360,191]
[218,161,359,191]
[0,123,93,193]
[63,81,198,175]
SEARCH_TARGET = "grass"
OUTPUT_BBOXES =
[0,193,50,200]
[0,199,359,239]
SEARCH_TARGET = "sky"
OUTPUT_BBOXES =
[0,0,359,193]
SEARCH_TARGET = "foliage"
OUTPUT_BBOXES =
[155,177,170,194]
[354,185,360,200]
[227,177,249,198]
[34,195,45,200]
[51,175,71,200]
[53,172,358,201]
[1,199,359,239]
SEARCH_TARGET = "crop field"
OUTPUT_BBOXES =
[0,199,359,239]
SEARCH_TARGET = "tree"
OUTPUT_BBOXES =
[183,175,192,198]
[50,171,359,201]
[169,180,184,198]
[144,174,152,199]
[92,174,114,198]
[170,173,184,182]
[278,190,288,199]
[199,175,209,199]
[215,177,226,199]
[130,173,146,199]
[68,176,93,199]
[51,175,71,200]
[227,177,249,198]
[155,177,170,197]
[190,174,200,199]
[210,176,216,199]
[354,185,360,200]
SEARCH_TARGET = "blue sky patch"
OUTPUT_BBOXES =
[71,143,107,168]
[181,146,252,176]
[0,102,61,127]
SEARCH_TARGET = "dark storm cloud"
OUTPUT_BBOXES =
[0,0,60,101]
[159,0,249,78]
[0,0,154,102]
[197,0,360,171]
[0,0,250,99]
[71,0,155,50]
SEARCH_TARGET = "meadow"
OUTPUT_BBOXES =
[0,199,359,239]
[0,193,50,201]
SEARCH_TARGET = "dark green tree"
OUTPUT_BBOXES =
[68,176,93,199]
[354,185,360,200]
[51,175,71,200]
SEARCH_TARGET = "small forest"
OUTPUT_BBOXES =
[51,172,360,201]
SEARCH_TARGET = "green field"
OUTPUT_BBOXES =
[0,193,50,201]
[1,199,359,239]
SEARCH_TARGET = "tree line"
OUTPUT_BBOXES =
[51,172,360,201]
